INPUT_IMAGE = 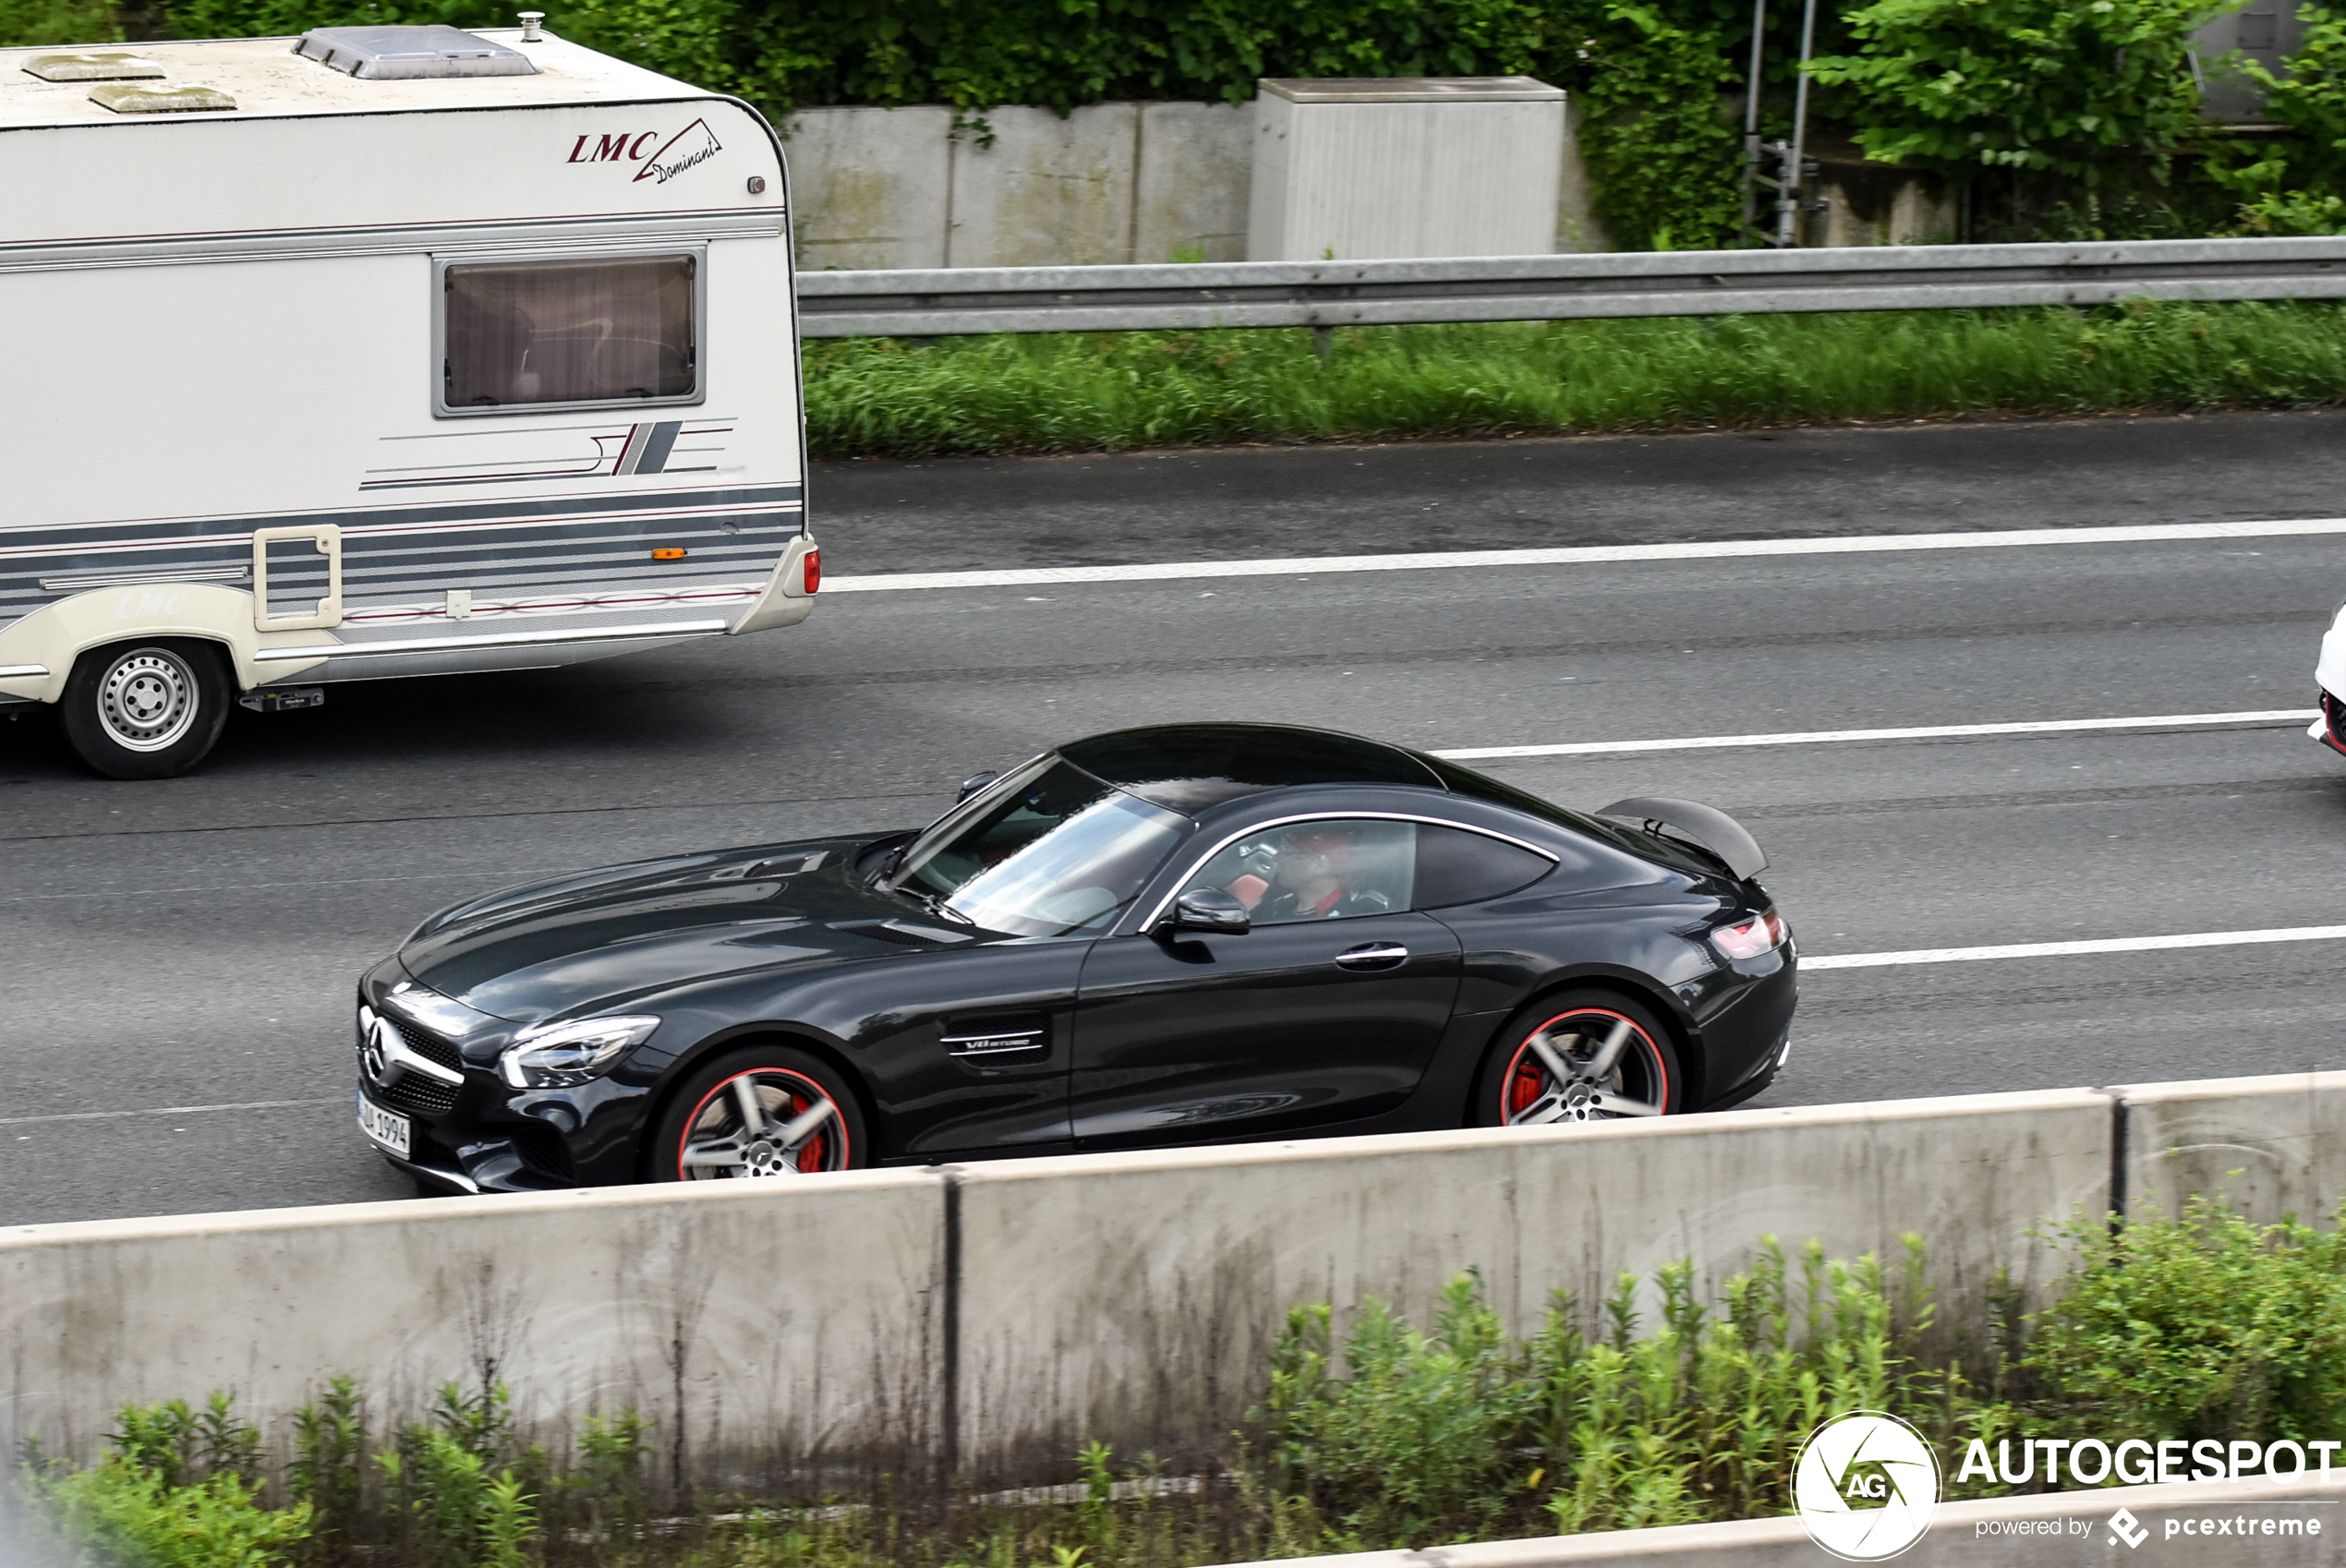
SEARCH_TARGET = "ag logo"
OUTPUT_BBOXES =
[1792,1411,1941,1561]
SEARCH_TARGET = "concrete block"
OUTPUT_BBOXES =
[2119,1070,2346,1225]
[950,1089,2110,1479]
[0,1171,947,1490]
[1808,155,1958,247]
[1134,101,1252,263]
[1249,82,1565,261]
[949,103,1140,267]
[785,105,953,271]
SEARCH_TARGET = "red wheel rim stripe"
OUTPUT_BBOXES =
[1500,1007,1667,1119]
[675,1067,849,1177]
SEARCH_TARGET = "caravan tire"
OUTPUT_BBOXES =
[60,639,231,780]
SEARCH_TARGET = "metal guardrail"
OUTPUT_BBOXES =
[793,235,2346,337]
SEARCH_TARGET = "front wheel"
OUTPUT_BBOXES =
[648,1045,865,1181]
[1474,992,1682,1128]
[58,639,231,780]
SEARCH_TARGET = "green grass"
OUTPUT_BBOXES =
[801,300,2346,459]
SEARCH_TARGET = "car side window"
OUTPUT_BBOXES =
[1185,820,1417,925]
[1413,825,1553,909]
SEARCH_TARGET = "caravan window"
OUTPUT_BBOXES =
[439,254,699,414]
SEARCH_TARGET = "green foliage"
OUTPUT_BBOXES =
[375,1381,545,1568]
[1262,1272,1541,1541]
[1539,1,1746,248]
[0,0,114,45]
[2201,0,2346,234]
[1252,1244,1969,1549]
[27,1393,305,1568]
[1807,0,2226,181]
[2024,1194,2346,1441]
[287,1378,364,1559]
[32,1461,310,1568]
[801,300,2346,457]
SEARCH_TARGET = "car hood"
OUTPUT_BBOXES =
[395,835,962,1023]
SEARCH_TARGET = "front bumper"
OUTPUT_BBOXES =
[354,967,659,1194]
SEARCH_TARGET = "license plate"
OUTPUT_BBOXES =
[357,1092,412,1160]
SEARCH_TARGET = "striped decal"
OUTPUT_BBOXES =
[0,484,804,642]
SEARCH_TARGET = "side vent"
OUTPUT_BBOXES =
[89,82,236,113]
[295,25,539,78]
[24,51,164,80]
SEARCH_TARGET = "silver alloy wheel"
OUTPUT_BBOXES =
[95,647,201,754]
[677,1068,848,1178]
[1500,1009,1667,1125]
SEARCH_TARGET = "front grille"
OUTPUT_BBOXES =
[2327,691,2346,747]
[371,1017,463,1117]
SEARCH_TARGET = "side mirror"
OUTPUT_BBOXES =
[1162,887,1251,936]
[956,770,1000,803]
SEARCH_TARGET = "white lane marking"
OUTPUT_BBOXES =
[0,1096,344,1128]
[1806,925,2346,971]
[1437,709,2316,759]
[823,515,2346,593]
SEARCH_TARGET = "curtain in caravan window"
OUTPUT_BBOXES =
[443,255,695,409]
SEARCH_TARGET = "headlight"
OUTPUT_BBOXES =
[498,1015,659,1090]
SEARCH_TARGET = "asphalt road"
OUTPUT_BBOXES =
[5,411,2343,1225]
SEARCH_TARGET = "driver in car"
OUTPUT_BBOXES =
[1229,826,1397,922]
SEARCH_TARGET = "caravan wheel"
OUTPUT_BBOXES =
[60,639,230,780]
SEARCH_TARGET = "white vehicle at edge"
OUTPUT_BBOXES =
[2316,600,2346,757]
[0,20,816,778]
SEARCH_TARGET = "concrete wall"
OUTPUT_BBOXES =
[2120,1070,2346,1225]
[0,1172,947,1496]
[953,1092,2107,1478]
[783,96,1603,270]
[3,1074,2341,1495]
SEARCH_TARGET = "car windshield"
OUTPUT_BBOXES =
[891,758,1188,936]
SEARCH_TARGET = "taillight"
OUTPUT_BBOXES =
[1712,908,1785,960]
[803,549,821,594]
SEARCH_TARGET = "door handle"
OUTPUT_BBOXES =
[1334,944,1409,971]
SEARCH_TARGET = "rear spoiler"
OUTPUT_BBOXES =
[1596,797,1767,880]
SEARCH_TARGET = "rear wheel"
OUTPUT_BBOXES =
[58,639,230,780]
[1474,992,1681,1127]
[648,1045,864,1181]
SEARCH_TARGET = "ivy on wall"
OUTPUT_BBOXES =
[26,0,2336,244]
[1541,0,1745,247]
[1804,0,2224,181]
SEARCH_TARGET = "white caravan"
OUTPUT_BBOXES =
[0,21,816,777]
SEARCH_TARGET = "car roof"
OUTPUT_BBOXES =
[1058,722,1446,812]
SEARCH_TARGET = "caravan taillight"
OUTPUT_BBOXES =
[803,549,821,594]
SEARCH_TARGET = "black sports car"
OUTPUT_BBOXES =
[354,723,1797,1192]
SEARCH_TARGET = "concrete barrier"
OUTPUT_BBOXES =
[3,1076,2329,1493]
[0,1171,946,1495]
[1200,1476,2346,1565]
[952,1092,2109,1479]
[2119,1071,2346,1227]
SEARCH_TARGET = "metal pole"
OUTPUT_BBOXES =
[1741,0,1769,246]
[1775,0,1820,247]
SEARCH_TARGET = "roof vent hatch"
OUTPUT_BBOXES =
[294,25,539,79]
[23,51,165,81]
